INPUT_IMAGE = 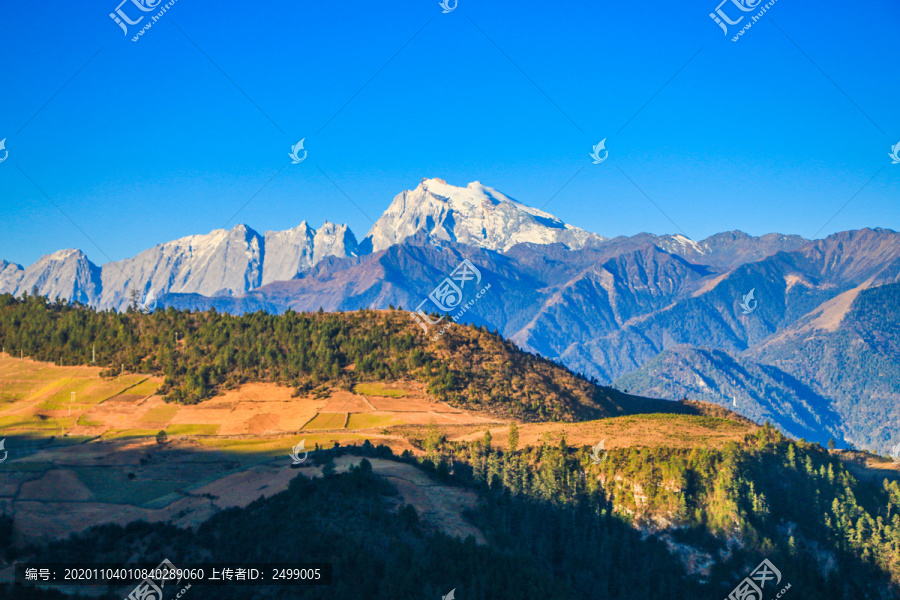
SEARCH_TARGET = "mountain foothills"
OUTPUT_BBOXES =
[1,178,898,453]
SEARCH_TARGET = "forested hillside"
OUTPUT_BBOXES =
[754,283,900,452]
[425,422,900,596]
[0,293,686,422]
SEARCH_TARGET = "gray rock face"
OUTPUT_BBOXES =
[98,224,265,310]
[0,220,362,311]
[364,178,606,253]
[4,249,101,305]
[0,260,24,294]
[313,222,359,265]
[262,221,359,286]
[263,222,316,286]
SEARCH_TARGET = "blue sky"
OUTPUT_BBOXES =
[0,0,898,267]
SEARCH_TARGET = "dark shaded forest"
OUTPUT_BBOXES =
[5,429,900,599]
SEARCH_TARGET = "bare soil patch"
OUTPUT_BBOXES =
[321,392,372,412]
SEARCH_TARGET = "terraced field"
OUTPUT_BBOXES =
[0,357,499,446]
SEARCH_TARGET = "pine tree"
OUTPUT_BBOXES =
[507,422,519,453]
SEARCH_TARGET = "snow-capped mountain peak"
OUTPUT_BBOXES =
[365,178,605,253]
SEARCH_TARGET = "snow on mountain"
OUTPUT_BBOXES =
[0,179,614,311]
[314,222,359,263]
[364,178,606,253]
[657,234,705,257]
[0,179,815,312]
[9,249,101,305]
[597,231,808,270]
[689,231,808,269]
[262,221,359,286]
[95,221,361,309]
[98,224,265,310]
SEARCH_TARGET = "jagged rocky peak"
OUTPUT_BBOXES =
[98,224,266,310]
[263,222,316,286]
[0,259,25,294]
[262,220,359,286]
[14,249,102,305]
[364,177,606,253]
[313,220,359,259]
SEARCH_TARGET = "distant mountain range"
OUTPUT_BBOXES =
[3,177,898,453]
